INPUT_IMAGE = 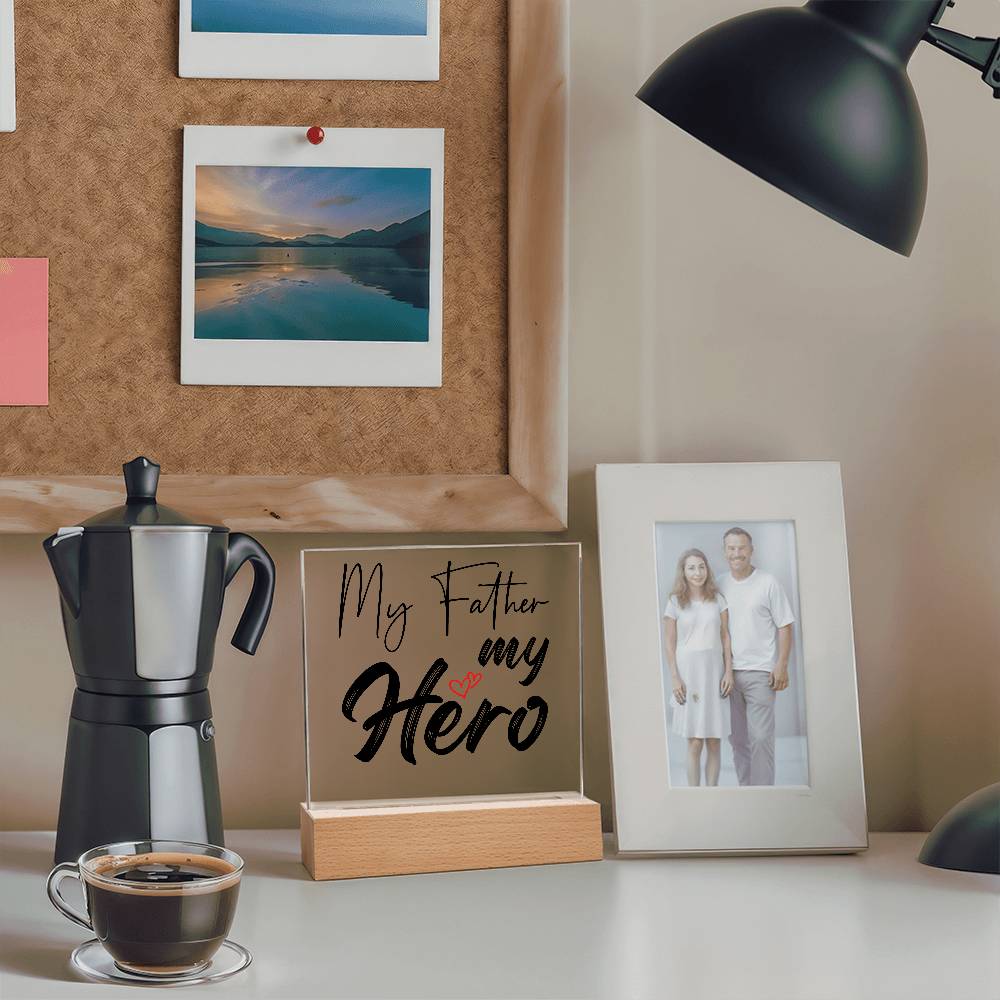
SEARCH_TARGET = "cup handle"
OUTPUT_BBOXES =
[46,862,92,930]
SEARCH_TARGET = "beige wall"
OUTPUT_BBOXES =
[568,0,1000,831]
[2,0,997,834]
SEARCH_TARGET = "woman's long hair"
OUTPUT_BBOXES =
[670,548,719,609]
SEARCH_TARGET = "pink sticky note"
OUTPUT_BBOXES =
[0,258,49,405]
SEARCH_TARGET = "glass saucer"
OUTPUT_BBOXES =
[70,939,252,987]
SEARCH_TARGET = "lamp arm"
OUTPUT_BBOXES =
[923,25,1000,97]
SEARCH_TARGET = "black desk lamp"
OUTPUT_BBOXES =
[637,1,1000,255]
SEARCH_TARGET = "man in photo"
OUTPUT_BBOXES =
[717,527,796,786]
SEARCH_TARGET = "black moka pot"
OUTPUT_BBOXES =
[43,457,275,862]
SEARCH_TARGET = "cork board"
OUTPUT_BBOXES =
[0,0,507,477]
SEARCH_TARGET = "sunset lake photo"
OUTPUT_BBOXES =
[194,165,432,342]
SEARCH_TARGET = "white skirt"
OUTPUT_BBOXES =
[669,647,730,739]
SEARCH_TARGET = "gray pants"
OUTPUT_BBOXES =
[729,670,776,785]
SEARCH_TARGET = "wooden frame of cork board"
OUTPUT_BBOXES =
[0,0,567,533]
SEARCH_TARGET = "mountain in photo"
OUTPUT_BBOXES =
[195,210,430,250]
[334,211,431,248]
[194,221,274,246]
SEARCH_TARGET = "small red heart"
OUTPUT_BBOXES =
[448,672,483,699]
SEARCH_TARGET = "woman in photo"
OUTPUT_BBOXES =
[663,549,735,786]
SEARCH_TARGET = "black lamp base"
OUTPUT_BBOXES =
[918,783,1000,875]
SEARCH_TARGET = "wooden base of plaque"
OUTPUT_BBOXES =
[300,792,604,880]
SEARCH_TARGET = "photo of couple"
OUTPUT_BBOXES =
[655,522,810,788]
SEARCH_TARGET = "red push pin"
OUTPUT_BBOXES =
[306,125,325,146]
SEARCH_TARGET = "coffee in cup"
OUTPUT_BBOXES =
[47,840,243,978]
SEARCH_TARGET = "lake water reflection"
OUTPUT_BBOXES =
[194,246,430,342]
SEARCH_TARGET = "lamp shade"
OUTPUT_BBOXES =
[919,783,1000,875]
[637,3,931,255]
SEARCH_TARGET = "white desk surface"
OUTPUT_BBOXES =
[1,831,996,1000]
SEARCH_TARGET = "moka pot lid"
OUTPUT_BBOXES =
[74,457,228,532]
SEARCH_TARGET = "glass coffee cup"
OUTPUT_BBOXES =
[46,840,243,978]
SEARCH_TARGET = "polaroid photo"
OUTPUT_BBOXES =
[179,0,440,80]
[181,126,444,387]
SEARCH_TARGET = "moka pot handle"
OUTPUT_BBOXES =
[224,533,276,655]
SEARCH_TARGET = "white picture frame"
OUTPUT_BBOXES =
[178,0,440,81]
[181,125,444,388]
[597,462,868,855]
[0,0,14,132]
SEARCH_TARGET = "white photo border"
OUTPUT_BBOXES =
[178,0,440,81]
[0,0,14,132]
[597,462,868,854]
[180,125,445,388]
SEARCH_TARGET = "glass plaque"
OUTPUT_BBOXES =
[302,543,582,806]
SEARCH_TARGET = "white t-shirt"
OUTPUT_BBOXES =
[663,594,727,653]
[717,569,795,671]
